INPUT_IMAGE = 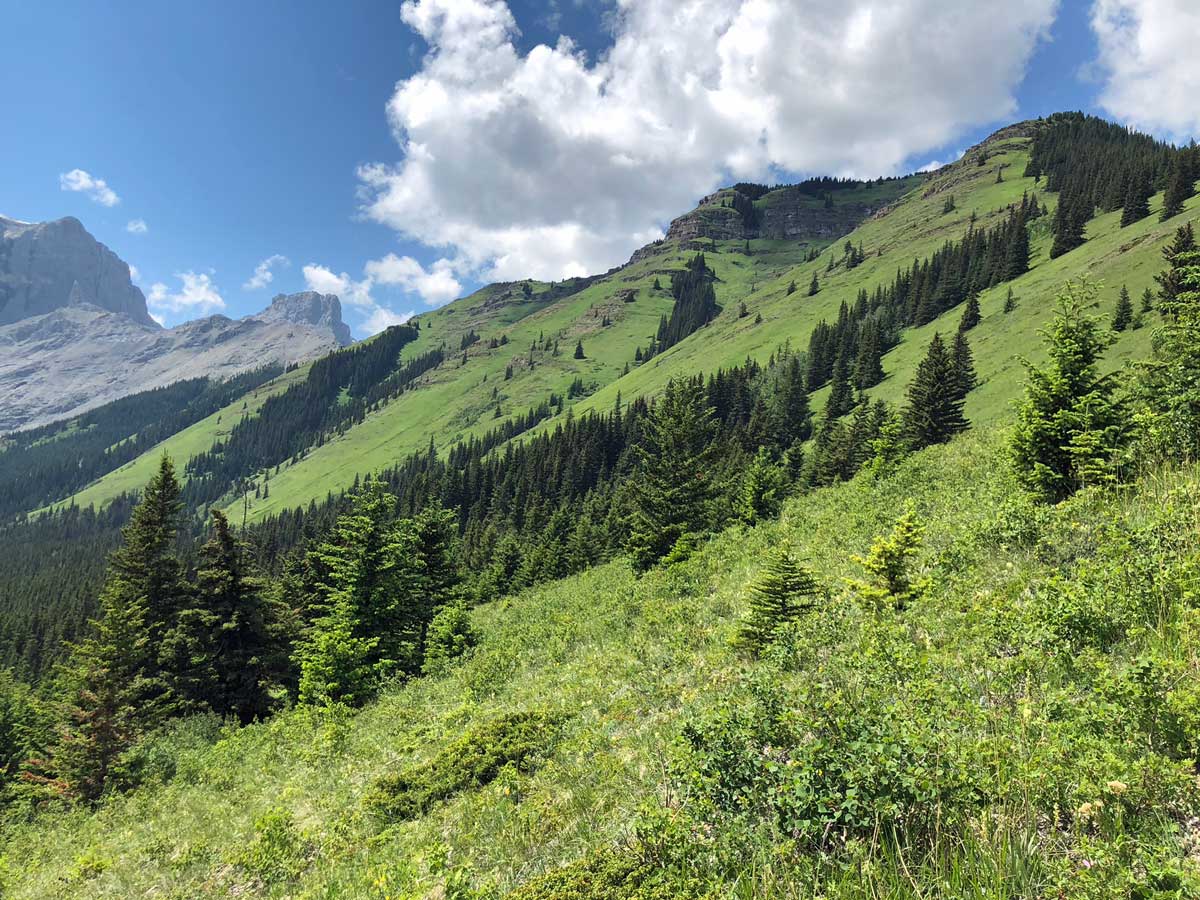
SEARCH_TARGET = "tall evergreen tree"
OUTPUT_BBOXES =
[958,291,981,331]
[808,272,820,296]
[738,448,786,525]
[1160,151,1195,221]
[1112,285,1134,332]
[823,353,854,419]
[853,321,885,389]
[1156,223,1197,313]
[626,379,719,572]
[1120,168,1152,226]
[1138,250,1200,461]
[902,333,968,449]
[1011,281,1126,501]
[1050,194,1087,258]
[949,330,977,398]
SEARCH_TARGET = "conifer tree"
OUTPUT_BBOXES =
[809,272,820,296]
[1112,285,1133,332]
[1140,287,1154,313]
[1050,194,1087,258]
[1138,250,1200,461]
[949,330,977,398]
[1011,280,1125,502]
[958,291,981,331]
[739,448,786,525]
[902,333,968,449]
[734,545,821,653]
[1003,287,1017,313]
[1156,223,1197,311]
[853,321,884,389]
[625,378,718,572]
[1160,151,1195,221]
[823,353,854,419]
[845,505,927,612]
[574,340,585,360]
[1120,168,1152,226]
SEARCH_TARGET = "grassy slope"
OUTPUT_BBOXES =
[52,132,1199,526]
[8,430,1199,897]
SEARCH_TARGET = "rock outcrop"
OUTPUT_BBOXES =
[0,215,156,327]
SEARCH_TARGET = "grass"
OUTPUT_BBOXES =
[7,428,1199,897]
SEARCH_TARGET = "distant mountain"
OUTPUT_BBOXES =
[0,215,353,432]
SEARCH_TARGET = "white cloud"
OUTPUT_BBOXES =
[149,312,166,327]
[59,169,120,207]
[358,0,1057,283]
[302,263,375,308]
[243,254,291,290]
[1090,0,1200,140]
[147,271,226,317]
[364,253,462,306]
[362,306,414,333]
[126,218,148,234]
[302,261,421,335]
[128,264,141,283]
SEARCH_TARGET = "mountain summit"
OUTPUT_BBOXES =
[257,290,352,344]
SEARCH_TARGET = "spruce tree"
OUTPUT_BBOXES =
[1120,168,1152,226]
[1156,223,1197,312]
[1011,280,1125,502]
[1003,287,1017,313]
[1160,151,1195,221]
[574,340,585,360]
[958,291,981,331]
[1050,194,1086,258]
[625,378,718,572]
[845,505,927,612]
[1140,287,1154,313]
[823,353,854,419]
[809,272,820,296]
[735,545,821,653]
[902,333,968,449]
[1138,250,1200,461]
[739,448,786,525]
[1112,285,1133,332]
[949,329,977,398]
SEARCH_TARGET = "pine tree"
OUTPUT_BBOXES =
[809,272,820,296]
[823,353,854,419]
[574,340,585,360]
[734,545,821,653]
[1120,168,1152,226]
[1003,287,1017,313]
[786,280,796,296]
[958,291,981,331]
[902,333,968,449]
[949,329,977,398]
[1050,193,1086,258]
[1112,285,1133,332]
[1011,280,1125,502]
[852,322,884,389]
[1140,287,1154,313]
[1156,223,1197,312]
[1160,150,1195,221]
[739,448,786,525]
[1138,250,1200,461]
[844,505,927,612]
[625,379,718,572]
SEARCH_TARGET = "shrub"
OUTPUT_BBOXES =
[422,601,479,675]
[367,711,561,821]
[236,808,309,885]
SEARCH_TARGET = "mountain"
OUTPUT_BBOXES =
[0,215,354,433]
[0,214,155,326]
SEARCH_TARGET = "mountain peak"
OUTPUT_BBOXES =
[257,291,352,345]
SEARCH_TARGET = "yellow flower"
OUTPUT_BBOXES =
[1106,780,1128,795]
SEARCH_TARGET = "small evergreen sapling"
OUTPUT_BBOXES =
[735,545,821,653]
[845,505,928,612]
[1112,285,1133,332]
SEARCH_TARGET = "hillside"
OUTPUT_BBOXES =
[38,122,1190,526]
[7,432,1200,897]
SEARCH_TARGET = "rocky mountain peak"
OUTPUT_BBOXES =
[0,214,155,327]
[257,291,352,345]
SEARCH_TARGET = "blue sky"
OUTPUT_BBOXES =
[2,1,1195,336]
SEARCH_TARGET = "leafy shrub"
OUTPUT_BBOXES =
[367,711,561,821]
[504,847,686,900]
[235,808,310,884]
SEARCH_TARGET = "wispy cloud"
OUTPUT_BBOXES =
[147,271,225,317]
[243,254,291,290]
[59,168,120,207]
[125,218,148,234]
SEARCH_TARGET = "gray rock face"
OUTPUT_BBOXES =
[0,215,156,327]
[0,212,356,432]
[256,291,352,345]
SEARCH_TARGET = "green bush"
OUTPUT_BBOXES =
[235,808,310,885]
[367,711,561,821]
[422,600,479,676]
[504,847,686,900]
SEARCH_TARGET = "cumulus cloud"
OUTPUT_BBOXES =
[1090,0,1200,140]
[243,254,291,290]
[128,264,141,283]
[302,262,414,335]
[358,0,1057,283]
[126,218,148,234]
[147,271,226,317]
[59,169,120,207]
[364,253,462,306]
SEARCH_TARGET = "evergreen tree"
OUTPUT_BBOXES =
[734,545,821,653]
[1120,168,1152,226]
[1050,194,1087,258]
[574,341,585,360]
[852,322,884,389]
[809,272,820,296]
[1003,287,1017,313]
[626,379,719,572]
[1156,223,1197,312]
[786,280,796,296]
[1140,287,1154,313]
[1011,281,1126,502]
[739,448,786,525]
[949,330,977,398]
[845,505,927,612]
[1138,250,1200,461]
[1112,285,1133,332]
[823,353,854,419]
[902,333,968,449]
[1160,151,1195,221]
[958,291,981,331]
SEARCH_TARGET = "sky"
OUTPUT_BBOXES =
[2,0,1198,338]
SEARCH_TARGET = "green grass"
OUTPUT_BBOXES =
[7,429,1199,897]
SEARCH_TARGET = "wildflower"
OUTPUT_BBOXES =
[1105,780,1127,795]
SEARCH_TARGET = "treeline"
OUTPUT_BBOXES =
[1026,112,1197,256]
[0,366,282,520]
[183,325,439,507]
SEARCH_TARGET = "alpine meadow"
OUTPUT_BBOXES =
[4,3,1200,898]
